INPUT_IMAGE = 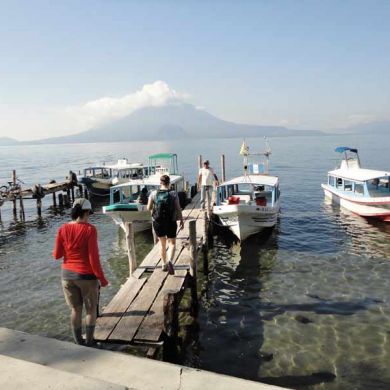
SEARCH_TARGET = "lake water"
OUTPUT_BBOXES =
[1,134,390,390]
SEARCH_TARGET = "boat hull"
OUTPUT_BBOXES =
[103,204,152,231]
[322,184,390,222]
[213,204,279,241]
[81,178,112,197]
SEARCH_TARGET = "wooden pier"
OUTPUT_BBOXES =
[94,193,208,356]
[0,170,81,220]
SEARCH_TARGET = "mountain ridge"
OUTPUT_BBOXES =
[18,103,322,145]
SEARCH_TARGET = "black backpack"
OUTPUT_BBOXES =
[152,190,175,222]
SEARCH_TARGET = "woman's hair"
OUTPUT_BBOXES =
[160,175,170,186]
[71,204,89,220]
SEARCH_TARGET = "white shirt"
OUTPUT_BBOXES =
[199,167,215,186]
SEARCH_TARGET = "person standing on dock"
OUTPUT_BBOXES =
[53,198,109,346]
[147,175,184,275]
[198,160,219,210]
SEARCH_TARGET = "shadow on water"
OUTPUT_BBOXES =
[189,226,339,388]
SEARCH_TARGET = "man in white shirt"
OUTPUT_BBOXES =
[198,160,219,210]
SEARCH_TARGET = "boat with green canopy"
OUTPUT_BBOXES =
[103,153,189,230]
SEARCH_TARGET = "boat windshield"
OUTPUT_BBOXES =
[366,176,390,197]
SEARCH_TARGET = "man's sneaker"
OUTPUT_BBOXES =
[162,262,168,272]
[167,261,175,275]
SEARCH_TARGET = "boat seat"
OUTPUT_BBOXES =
[237,194,251,204]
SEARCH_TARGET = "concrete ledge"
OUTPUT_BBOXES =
[0,355,128,390]
[0,328,286,390]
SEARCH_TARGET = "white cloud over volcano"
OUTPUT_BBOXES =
[0,81,189,140]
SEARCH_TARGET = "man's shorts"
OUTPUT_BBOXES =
[153,221,178,238]
[62,279,99,309]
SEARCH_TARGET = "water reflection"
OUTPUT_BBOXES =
[322,198,390,259]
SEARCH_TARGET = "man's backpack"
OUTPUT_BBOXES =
[152,190,174,222]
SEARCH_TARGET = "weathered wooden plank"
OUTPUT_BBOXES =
[94,277,147,341]
[133,249,192,342]
[108,246,186,342]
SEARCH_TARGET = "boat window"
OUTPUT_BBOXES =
[354,183,364,195]
[343,180,353,191]
[336,178,343,188]
[366,176,390,196]
[328,176,335,186]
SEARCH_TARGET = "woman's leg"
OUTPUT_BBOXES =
[77,280,99,346]
[62,280,84,345]
[168,237,176,263]
[159,236,167,266]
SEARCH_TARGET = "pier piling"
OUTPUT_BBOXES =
[220,154,226,183]
[124,222,137,276]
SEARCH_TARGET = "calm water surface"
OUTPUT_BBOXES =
[1,134,390,390]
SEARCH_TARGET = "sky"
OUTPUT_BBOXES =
[0,0,389,140]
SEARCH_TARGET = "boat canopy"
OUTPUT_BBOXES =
[148,153,178,175]
[329,168,390,182]
[335,146,358,154]
[111,174,183,189]
[85,162,143,170]
[221,175,278,187]
[148,153,176,159]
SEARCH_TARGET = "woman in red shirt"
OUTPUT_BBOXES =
[53,198,108,346]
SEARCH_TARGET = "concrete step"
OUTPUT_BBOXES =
[0,354,128,390]
[0,327,286,390]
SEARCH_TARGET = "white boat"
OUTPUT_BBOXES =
[79,159,147,197]
[103,153,189,230]
[321,147,390,222]
[213,141,280,241]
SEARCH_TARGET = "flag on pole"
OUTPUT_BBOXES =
[239,140,249,156]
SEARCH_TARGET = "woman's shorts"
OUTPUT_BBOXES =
[62,279,99,309]
[153,221,178,238]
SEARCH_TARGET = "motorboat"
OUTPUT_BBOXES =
[321,147,390,222]
[103,153,189,230]
[79,159,147,197]
[213,140,280,241]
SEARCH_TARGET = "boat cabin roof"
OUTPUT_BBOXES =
[111,174,183,189]
[86,162,143,170]
[220,174,279,187]
[329,168,390,182]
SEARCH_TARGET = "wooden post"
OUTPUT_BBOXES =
[63,193,69,207]
[162,288,179,359]
[189,219,199,317]
[71,186,75,202]
[12,170,17,216]
[37,198,42,217]
[163,289,179,338]
[124,222,137,277]
[52,192,57,208]
[220,154,226,183]
[19,191,25,221]
[202,210,209,274]
[189,219,197,278]
[198,155,202,169]
[58,193,64,208]
[66,189,71,206]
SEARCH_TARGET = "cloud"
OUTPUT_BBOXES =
[0,81,189,140]
[65,80,189,132]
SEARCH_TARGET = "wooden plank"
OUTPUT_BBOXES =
[134,250,191,342]
[94,277,147,341]
[108,244,186,342]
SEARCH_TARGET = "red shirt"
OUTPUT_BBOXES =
[53,222,108,286]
